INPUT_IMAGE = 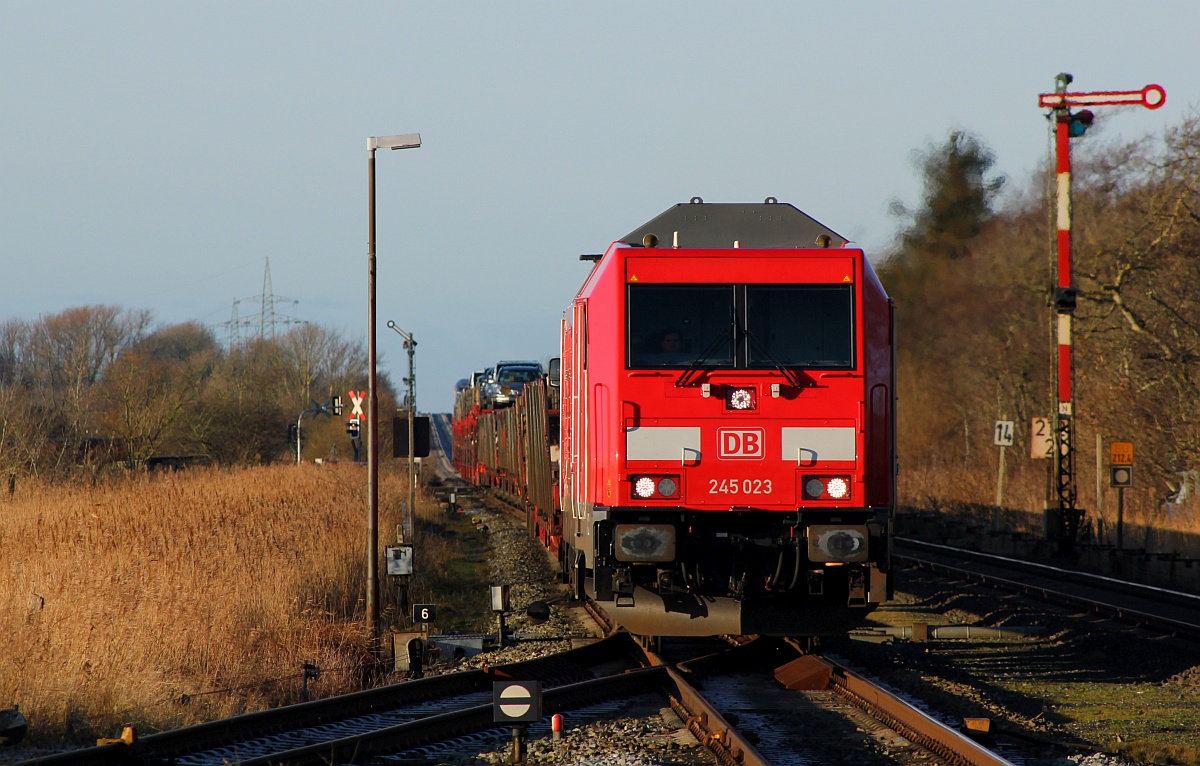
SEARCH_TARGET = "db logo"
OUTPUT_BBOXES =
[718,428,765,459]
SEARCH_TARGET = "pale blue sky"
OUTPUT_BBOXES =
[3,2,1196,411]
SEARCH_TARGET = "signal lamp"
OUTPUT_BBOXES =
[826,477,849,499]
[725,386,756,411]
[802,475,852,501]
[1067,109,1094,138]
[634,477,656,498]
[631,474,680,500]
[1110,466,1133,488]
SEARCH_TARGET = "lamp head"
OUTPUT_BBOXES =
[368,134,422,151]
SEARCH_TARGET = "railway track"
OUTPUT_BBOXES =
[17,636,641,766]
[657,637,1020,766]
[894,536,1200,640]
[19,620,1024,766]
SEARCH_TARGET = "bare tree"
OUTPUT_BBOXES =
[277,324,368,406]
[20,306,151,442]
[1075,113,1200,490]
[94,346,213,469]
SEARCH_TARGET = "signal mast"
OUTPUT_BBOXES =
[1037,74,1165,554]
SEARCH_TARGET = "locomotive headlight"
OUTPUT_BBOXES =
[806,524,869,563]
[826,478,849,499]
[631,475,681,499]
[802,475,853,500]
[614,523,676,562]
[634,477,656,498]
[725,386,756,411]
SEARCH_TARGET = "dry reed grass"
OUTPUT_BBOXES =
[901,460,1200,555]
[0,463,449,746]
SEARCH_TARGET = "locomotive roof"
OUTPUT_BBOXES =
[621,199,848,249]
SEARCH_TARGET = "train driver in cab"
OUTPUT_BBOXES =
[634,327,691,366]
[659,328,683,354]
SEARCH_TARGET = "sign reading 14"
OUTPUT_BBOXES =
[993,420,1015,447]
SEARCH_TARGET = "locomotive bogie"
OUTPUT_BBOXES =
[558,503,892,635]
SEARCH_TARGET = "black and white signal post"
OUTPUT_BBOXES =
[493,680,542,763]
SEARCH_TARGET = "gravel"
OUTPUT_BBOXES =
[459,702,716,766]
[424,491,717,765]
[418,493,590,672]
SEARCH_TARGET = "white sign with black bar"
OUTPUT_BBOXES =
[493,681,543,723]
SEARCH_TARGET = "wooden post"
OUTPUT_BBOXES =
[994,444,1007,529]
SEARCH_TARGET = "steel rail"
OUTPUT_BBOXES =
[18,634,639,766]
[894,542,1200,641]
[234,667,669,766]
[15,670,486,766]
[820,658,1016,766]
[675,636,1013,766]
[626,634,771,765]
[245,636,765,766]
[896,537,1200,608]
[665,666,770,766]
[243,659,772,766]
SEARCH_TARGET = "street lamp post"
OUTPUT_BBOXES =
[294,396,342,464]
[387,320,417,545]
[366,133,421,647]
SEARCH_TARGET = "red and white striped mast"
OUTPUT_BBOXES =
[1037,74,1165,554]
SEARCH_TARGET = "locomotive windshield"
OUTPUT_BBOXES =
[627,284,853,370]
[627,286,734,368]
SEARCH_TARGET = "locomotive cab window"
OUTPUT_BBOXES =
[627,283,854,370]
[746,285,853,369]
[627,286,734,368]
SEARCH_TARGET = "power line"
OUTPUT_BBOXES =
[218,258,305,347]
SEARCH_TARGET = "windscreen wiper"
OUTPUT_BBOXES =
[675,326,733,388]
[743,328,807,389]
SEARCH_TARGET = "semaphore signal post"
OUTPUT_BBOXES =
[1038,74,1165,555]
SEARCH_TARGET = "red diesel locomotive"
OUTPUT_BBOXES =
[456,198,895,637]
